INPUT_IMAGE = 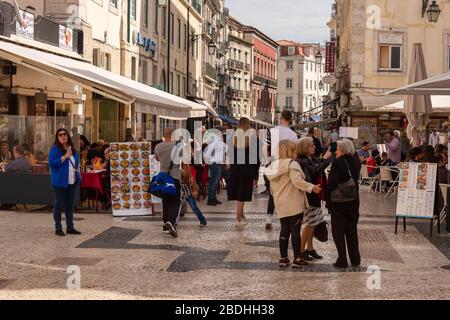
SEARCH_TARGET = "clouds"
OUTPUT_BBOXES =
[225,0,332,43]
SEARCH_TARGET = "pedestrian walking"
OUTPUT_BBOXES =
[204,127,227,206]
[297,137,332,262]
[267,140,321,268]
[385,131,401,164]
[227,117,260,227]
[154,128,183,238]
[326,139,361,269]
[263,110,298,230]
[48,128,81,237]
[181,164,207,227]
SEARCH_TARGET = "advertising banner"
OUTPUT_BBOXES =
[396,162,437,219]
[325,42,336,73]
[110,142,153,217]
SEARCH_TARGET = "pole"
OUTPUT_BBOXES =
[166,0,171,93]
[186,7,190,96]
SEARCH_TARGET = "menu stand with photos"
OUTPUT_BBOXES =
[109,142,154,217]
[395,162,439,237]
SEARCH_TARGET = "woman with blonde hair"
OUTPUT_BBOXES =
[267,140,321,268]
[227,117,260,227]
[297,137,332,261]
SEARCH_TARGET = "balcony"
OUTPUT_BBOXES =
[227,87,243,99]
[202,63,217,81]
[228,59,244,71]
[244,91,252,100]
[203,21,217,42]
[244,63,251,72]
[253,74,277,87]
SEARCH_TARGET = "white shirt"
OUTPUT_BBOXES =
[265,125,298,158]
[429,133,439,148]
[68,156,76,185]
[204,137,227,165]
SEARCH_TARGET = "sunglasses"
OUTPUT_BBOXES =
[58,132,67,137]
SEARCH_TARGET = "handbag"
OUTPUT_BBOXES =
[314,221,328,242]
[330,160,358,203]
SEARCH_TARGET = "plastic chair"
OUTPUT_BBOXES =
[360,165,378,193]
[379,167,399,199]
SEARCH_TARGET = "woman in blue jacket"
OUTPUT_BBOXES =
[48,128,81,236]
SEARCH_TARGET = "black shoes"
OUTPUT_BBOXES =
[279,258,290,268]
[67,229,81,235]
[333,262,349,269]
[292,258,309,268]
[207,202,217,206]
[164,222,178,238]
[55,230,65,237]
[306,250,323,260]
[200,220,207,227]
[215,200,223,205]
[300,252,314,261]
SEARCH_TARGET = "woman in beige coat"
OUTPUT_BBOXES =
[267,140,321,268]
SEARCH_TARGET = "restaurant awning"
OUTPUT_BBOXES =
[249,118,275,128]
[376,95,450,113]
[188,97,219,118]
[0,39,206,118]
[385,71,450,96]
[219,115,239,126]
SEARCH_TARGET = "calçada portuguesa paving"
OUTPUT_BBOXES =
[0,185,448,300]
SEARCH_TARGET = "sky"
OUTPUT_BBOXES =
[225,0,333,43]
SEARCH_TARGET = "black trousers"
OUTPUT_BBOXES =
[330,207,361,267]
[279,213,303,260]
[162,179,181,226]
[264,175,275,215]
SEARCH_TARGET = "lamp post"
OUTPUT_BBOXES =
[315,43,323,65]
[426,0,441,23]
[158,0,171,93]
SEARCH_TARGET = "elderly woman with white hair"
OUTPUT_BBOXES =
[326,138,362,269]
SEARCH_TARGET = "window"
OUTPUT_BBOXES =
[184,24,187,52]
[305,79,308,89]
[93,48,99,67]
[288,46,295,56]
[286,79,293,89]
[245,52,248,64]
[177,18,181,49]
[110,0,118,8]
[183,76,186,96]
[131,57,136,80]
[177,74,181,96]
[154,0,159,34]
[131,0,137,20]
[286,60,294,70]
[142,60,148,84]
[286,96,293,109]
[162,7,166,38]
[152,64,158,85]
[169,72,174,93]
[105,53,111,71]
[379,45,401,70]
[170,13,174,44]
[143,0,148,27]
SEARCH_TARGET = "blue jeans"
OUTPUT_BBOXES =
[208,163,222,203]
[186,195,206,223]
[53,184,77,231]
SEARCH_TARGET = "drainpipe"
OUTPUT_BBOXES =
[127,0,131,43]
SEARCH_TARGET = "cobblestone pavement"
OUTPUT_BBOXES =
[0,186,448,300]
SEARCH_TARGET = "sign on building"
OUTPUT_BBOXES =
[59,25,73,51]
[16,9,34,40]
[325,42,336,73]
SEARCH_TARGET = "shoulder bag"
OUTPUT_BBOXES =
[330,159,358,203]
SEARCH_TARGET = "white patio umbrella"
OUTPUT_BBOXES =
[404,44,433,147]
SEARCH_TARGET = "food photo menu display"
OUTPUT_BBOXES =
[110,142,153,217]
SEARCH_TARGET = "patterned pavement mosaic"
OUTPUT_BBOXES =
[0,187,448,300]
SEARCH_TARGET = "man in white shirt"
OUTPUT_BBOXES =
[263,110,299,230]
[204,127,228,206]
[429,129,439,149]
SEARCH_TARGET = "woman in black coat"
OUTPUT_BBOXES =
[326,139,362,269]
[297,137,332,261]
[227,117,260,227]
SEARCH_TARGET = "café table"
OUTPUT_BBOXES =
[80,169,106,212]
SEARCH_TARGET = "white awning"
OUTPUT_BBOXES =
[385,71,450,96]
[376,95,450,113]
[249,118,275,128]
[191,97,219,118]
[0,40,206,118]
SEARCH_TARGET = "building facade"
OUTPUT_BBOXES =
[330,0,450,145]
[225,16,252,118]
[242,26,277,123]
[277,40,328,124]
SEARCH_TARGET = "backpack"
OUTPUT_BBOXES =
[149,172,177,198]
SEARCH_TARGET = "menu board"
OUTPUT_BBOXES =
[396,162,437,219]
[149,155,162,204]
[110,142,153,217]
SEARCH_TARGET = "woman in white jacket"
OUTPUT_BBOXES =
[267,140,321,268]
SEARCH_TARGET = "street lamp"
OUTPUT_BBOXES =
[315,44,323,64]
[426,0,441,23]
[208,40,217,56]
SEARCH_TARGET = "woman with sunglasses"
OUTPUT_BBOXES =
[48,128,81,236]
